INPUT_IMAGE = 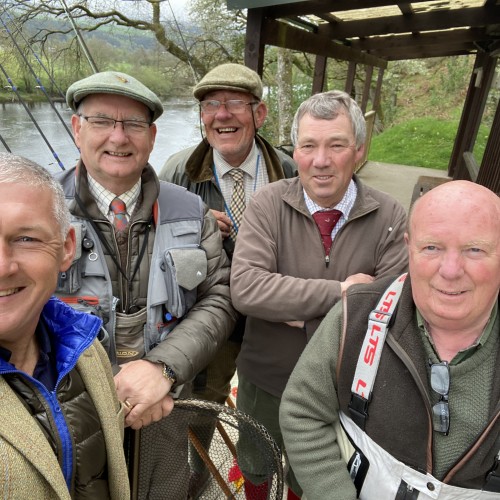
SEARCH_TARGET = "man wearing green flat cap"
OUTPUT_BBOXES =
[56,70,237,499]
[159,63,296,497]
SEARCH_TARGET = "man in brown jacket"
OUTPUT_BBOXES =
[0,153,129,499]
[230,90,408,498]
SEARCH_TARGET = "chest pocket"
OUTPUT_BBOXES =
[161,245,207,318]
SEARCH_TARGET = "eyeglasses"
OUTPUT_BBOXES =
[78,114,152,135]
[199,100,258,115]
[430,360,450,435]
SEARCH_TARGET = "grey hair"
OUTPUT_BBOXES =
[290,90,366,148]
[0,152,71,239]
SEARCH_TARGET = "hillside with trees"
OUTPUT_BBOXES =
[1,0,497,168]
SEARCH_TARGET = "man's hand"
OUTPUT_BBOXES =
[340,273,375,294]
[114,359,175,429]
[211,209,232,239]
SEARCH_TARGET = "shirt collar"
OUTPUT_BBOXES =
[417,301,498,365]
[214,141,259,180]
[87,173,141,219]
[304,179,357,217]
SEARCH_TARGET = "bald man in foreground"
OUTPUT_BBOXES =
[280,181,500,499]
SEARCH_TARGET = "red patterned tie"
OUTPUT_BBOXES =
[312,209,342,254]
[110,197,128,232]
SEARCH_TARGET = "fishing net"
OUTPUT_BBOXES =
[133,398,284,499]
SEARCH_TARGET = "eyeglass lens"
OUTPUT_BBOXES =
[200,100,254,114]
[430,361,450,434]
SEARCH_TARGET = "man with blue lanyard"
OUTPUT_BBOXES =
[159,62,296,497]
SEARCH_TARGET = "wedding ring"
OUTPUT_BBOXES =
[123,400,134,410]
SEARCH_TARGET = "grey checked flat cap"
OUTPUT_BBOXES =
[67,71,164,121]
[193,63,263,101]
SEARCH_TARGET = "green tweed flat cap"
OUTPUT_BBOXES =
[67,71,164,121]
[193,63,263,101]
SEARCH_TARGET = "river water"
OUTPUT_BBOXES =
[0,99,201,175]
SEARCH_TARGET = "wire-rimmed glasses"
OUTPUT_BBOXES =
[78,114,152,135]
[199,99,258,115]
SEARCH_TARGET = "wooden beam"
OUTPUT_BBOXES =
[321,5,500,39]
[245,8,266,75]
[349,28,489,52]
[262,18,388,69]
[312,55,327,94]
[477,60,500,193]
[449,53,497,178]
[371,42,478,60]
[264,0,430,19]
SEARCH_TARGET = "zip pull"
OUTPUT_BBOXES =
[325,254,330,268]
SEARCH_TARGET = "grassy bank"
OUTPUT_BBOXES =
[368,117,489,169]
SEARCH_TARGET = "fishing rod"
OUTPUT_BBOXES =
[0,7,66,100]
[166,0,199,82]
[59,0,98,74]
[0,62,66,170]
[0,132,12,152]
[0,14,76,144]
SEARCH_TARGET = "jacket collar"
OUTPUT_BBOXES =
[0,298,101,379]
[281,174,380,220]
[69,161,160,223]
[184,135,287,183]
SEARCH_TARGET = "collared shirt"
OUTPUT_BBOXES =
[0,319,58,391]
[304,179,358,240]
[214,142,269,206]
[87,173,141,223]
[417,301,498,365]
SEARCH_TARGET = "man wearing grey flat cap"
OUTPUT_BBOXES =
[159,63,296,496]
[56,70,237,499]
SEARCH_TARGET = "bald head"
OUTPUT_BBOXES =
[408,180,500,237]
[405,180,500,337]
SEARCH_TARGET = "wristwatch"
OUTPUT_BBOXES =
[161,363,177,387]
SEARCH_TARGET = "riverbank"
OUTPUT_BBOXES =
[0,91,66,104]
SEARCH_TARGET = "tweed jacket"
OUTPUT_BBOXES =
[231,175,409,397]
[0,299,129,500]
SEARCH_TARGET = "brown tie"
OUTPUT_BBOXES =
[312,209,342,254]
[110,197,128,232]
[228,169,246,241]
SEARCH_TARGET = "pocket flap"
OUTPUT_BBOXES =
[168,248,207,291]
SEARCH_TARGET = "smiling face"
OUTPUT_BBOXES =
[0,183,75,348]
[293,112,365,208]
[201,90,267,167]
[406,181,500,334]
[72,93,157,195]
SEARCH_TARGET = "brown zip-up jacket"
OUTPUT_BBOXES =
[231,175,408,397]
